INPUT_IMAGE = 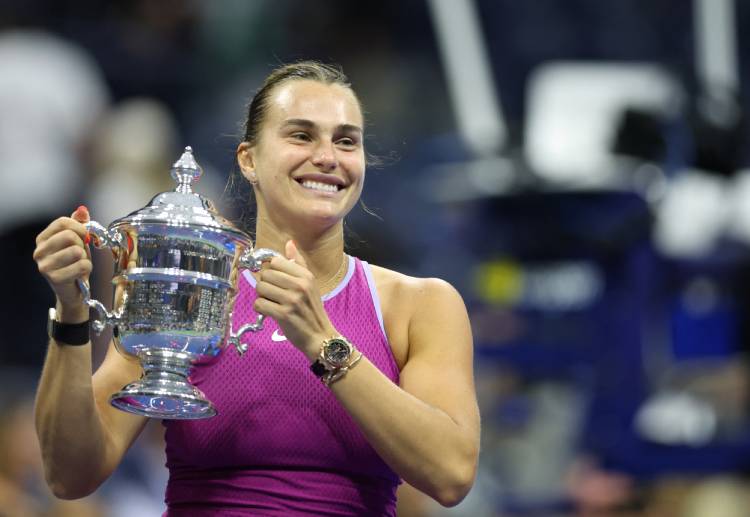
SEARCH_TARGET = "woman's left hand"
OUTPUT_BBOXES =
[253,240,338,359]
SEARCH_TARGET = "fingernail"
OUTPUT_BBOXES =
[76,205,89,215]
[84,233,91,245]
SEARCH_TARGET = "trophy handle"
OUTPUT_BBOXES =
[228,247,280,355]
[77,220,128,334]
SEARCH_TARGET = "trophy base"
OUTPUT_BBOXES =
[109,350,217,420]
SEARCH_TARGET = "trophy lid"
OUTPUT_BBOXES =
[110,146,250,243]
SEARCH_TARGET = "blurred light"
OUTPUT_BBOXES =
[473,259,603,311]
[632,163,668,204]
[726,169,750,246]
[0,31,109,230]
[525,62,681,189]
[427,0,506,157]
[694,0,739,102]
[473,259,523,305]
[425,156,516,202]
[653,170,729,258]
[635,392,717,446]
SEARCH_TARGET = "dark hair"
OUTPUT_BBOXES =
[242,60,360,146]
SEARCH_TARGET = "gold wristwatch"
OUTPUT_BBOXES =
[310,336,362,386]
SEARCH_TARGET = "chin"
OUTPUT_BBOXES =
[298,205,350,228]
[304,212,343,228]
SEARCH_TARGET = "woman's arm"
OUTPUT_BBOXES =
[326,277,479,507]
[33,212,146,499]
[35,337,147,499]
[254,243,480,507]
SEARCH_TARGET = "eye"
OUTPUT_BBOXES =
[290,132,311,142]
[336,137,359,149]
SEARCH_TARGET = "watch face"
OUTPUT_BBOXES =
[324,338,351,366]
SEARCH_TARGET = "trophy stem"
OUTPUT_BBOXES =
[141,349,193,377]
[109,349,217,419]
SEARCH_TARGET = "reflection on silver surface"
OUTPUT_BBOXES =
[79,146,278,419]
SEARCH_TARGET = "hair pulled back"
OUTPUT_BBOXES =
[242,61,359,146]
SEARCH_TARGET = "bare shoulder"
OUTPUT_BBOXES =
[367,264,467,368]
[369,264,465,310]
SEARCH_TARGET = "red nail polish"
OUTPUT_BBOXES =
[84,233,91,245]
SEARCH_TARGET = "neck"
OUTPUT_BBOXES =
[253,213,347,294]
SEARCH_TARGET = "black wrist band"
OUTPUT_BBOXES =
[48,308,90,346]
[311,359,327,378]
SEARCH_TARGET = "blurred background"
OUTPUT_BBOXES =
[2,0,750,515]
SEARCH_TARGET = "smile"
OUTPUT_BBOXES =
[298,180,342,193]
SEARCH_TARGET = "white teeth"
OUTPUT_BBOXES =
[300,180,339,193]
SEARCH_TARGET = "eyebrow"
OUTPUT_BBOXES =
[281,118,363,135]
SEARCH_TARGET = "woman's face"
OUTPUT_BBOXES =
[238,80,366,231]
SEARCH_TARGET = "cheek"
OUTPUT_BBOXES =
[344,153,366,181]
[258,155,288,184]
[346,170,366,209]
[272,149,309,177]
[356,168,366,193]
[353,170,365,191]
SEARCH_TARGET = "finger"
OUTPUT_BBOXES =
[72,205,90,224]
[255,279,295,305]
[36,245,88,275]
[35,217,88,245]
[33,229,86,262]
[268,255,312,277]
[42,256,93,285]
[253,297,284,320]
[285,239,308,268]
[71,205,92,245]
[258,269,304,290]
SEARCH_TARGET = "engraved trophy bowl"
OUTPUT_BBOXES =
[78,146,278,420]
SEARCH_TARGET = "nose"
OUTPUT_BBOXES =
[311,142,338,172]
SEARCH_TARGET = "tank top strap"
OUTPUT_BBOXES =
[325,256,399,384]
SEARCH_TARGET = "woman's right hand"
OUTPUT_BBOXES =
[33,206,92,319]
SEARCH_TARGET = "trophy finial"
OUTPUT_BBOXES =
[171,146,203,193]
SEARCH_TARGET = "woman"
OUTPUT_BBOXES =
[33,61,480,515]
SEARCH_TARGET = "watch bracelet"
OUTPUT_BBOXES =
[321,351,363,387]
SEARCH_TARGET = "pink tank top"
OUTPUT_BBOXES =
[163,256,401,516]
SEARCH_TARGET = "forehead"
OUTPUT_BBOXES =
[265,80,363,129]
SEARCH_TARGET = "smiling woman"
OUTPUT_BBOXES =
[237,75,366,233]
[33,61,480,516]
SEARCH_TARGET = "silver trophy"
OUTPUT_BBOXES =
[78,146,278,420]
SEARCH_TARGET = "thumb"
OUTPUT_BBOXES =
[71,204,90,224]
[285,239,307,267]
[71,205,92,248]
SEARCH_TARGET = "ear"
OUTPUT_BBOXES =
[236,142,257,183]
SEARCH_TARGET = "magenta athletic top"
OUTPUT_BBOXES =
[163,256,401,516]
